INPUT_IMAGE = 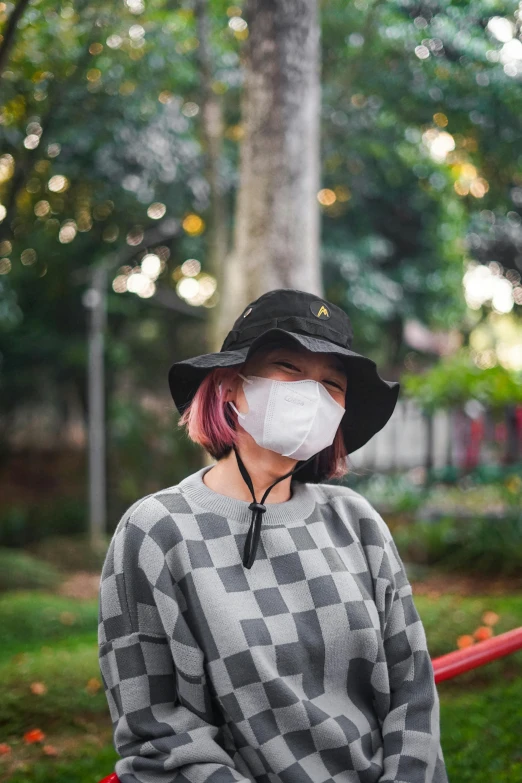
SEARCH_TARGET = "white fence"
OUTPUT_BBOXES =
[3,396,517,472]
[348,399,455,472]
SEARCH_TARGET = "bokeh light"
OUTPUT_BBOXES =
[182,214,204,235]
[147,202,166,219]
[140,254,161,279]
[181,258,201,277]
[463,261,516,313]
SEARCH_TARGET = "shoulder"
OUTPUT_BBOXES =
[106,483,196,566]
[118,484,193,533]
[312,481,393,546]
[313,482,407,587]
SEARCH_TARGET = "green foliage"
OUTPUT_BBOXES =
[108,396,203,513]
[342,468,522,536]
[1,0,521,456]
[430,461,522,486]
[343,470,428,513]
[416,592,522,661]
[0,498,86,547]
[420,478,522,514]
[0,549,63,593]
[0,593,98,660]
[349,462,522,491]
[25,534,110,573]
[321,0,522,369]
[6,743,118,783]
[394,513,522,577]
[342,469,522,578]
[0,0,237,431]
[440,677,522,783]
[402,348,522,410]
[0,634,105,736]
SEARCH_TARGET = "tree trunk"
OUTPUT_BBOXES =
[0,0,31,74]
[194,0,229,354]
[216,0,323,344]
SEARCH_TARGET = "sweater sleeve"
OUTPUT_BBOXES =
[98,497,253,783]
[373,517,449,783]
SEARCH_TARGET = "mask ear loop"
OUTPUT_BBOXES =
[228,372,253,419]
[229,401,244,418]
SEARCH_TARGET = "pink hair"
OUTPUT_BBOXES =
[177,365,350,483]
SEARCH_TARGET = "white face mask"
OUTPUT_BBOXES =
[228,372,346,461]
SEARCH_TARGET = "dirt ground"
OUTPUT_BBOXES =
[410,572,522,598]
[56,572,102,601]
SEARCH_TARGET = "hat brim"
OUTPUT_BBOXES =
[168,328,400,455]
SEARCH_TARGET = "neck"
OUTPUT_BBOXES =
[203,440,300,504]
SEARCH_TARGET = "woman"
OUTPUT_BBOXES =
[98,288,449,783]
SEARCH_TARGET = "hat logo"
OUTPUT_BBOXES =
[310,301,331,319]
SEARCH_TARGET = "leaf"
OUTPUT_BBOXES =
[30,681,47,695]
[456,634,475,649]
[482,610,500,626]
[85,677,102,694]
[23,728,45,743]
[473,625,493,641]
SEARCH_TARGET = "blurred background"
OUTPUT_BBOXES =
[0,0,522,781]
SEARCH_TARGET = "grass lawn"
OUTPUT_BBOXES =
[439,679,522,782]
[0,588,521,782]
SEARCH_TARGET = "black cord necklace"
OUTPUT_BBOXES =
[232,444,316,569]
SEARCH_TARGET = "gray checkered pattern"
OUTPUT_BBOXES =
[98,473,449,783]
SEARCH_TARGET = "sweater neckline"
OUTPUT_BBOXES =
[177,465,317,526]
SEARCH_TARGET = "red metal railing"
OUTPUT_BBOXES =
[97,627,522,783]
[432,625,522,683]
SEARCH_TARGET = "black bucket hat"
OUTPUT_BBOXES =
[168,288,400,568]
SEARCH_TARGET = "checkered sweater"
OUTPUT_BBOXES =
[98,465,448,783]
